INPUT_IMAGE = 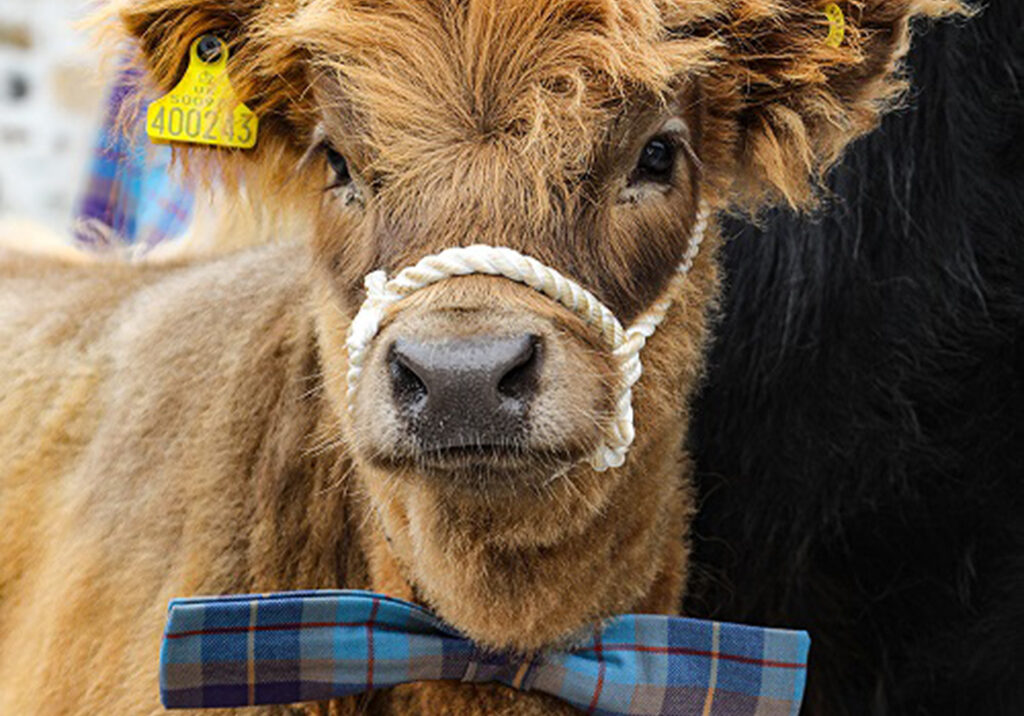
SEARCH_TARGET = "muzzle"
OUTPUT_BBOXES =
[346,202,712,472]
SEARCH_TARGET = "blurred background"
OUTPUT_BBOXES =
[0,0,106,234]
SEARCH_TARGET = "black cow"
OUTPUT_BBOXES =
[688,2,1024,714]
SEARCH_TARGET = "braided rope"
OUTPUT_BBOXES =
[346,202,711,472]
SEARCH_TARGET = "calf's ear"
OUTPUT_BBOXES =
[98,1,314,181]
[114,1,261,96]
[690,0,969,209]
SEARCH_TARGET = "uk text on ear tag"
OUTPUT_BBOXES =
[823,3,846,48]
[146,35,259,149]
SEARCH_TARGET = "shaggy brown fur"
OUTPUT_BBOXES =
[0,1,961,713]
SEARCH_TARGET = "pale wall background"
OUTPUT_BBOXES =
[0,0,107,233]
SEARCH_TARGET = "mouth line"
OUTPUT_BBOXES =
[420,443,526,462]
[368,443,591,481]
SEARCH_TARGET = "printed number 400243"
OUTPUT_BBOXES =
[149,105,254,147]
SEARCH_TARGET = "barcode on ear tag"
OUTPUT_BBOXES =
[146,35,259,150]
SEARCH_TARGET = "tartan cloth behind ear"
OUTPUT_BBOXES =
[160,590,810,716]
[74,70,195,252]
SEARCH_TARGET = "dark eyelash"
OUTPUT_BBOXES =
[324,177,347,193]
[321,145,353,192]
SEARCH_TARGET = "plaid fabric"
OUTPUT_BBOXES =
[161,590,810,715]
[75,70,195,251]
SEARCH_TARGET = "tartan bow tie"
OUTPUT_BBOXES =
[160,590,810,715]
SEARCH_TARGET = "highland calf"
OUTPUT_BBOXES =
[0,0,962,713]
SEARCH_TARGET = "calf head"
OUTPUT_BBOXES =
[114,0,962,650]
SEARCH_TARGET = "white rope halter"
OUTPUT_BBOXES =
[346,202,712,472]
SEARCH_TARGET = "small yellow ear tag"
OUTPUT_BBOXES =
[824,3,846,48]
[147,35,259,149]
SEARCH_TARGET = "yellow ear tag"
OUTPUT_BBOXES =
[147,35,258,149]
[824,3,846,48]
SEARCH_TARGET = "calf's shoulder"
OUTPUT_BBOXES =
[0,241,369,715]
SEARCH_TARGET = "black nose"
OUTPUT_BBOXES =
[388,334,542,451]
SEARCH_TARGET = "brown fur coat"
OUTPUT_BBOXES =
[0,239,711,714]
[0,0,963,713]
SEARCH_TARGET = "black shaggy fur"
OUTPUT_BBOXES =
[686,2,1024,714]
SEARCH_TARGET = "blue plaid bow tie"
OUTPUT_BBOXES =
[160,590,810,715]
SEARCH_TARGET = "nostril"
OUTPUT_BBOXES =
[389,346,428,411]
[497,335,542,403]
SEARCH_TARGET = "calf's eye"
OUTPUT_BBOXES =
[325,146,351,187]
[634,137,675,184]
